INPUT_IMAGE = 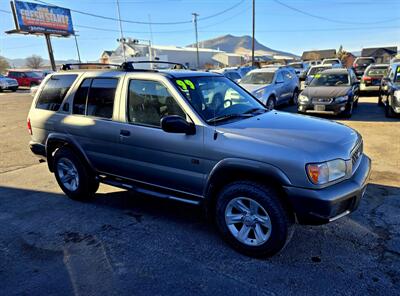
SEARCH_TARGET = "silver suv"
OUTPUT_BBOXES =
[28,63,371,257]
[239,67,299,110]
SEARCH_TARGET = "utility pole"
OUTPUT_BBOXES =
[116,0,126,62]
[44,34,56,71]
[252,0,255,67]
[73,31,82,63]
[192,12,200,69]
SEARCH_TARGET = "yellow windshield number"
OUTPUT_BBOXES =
[176,79,195,90]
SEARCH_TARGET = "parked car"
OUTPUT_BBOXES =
[322,58,342,66]
[238,66,255,77]
[360,64,388,93]
[298,68,360,117]
[240,67,299,109]
[379,63,400,117]
[0,74,18,92]
[300,64,332,90]
[34,70,54,79]
[352,57,376,78]
[27,63,371,257]
[223,69,242,83]
[7,70,43,88]
[390,57,400,65]
[287,61,309,77]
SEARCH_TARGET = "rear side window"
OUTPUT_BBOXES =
[36,74,77,111]
[72,78,118,119]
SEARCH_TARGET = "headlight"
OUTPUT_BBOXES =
[298,94,309,103]
[335,95,348,103]
[306,159,347,185]
[253,88,265,99]
[394,90,400,101]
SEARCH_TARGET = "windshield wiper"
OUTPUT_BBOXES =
[244,107,267,114]
[207,113,253,124]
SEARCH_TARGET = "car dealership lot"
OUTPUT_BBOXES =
[0,91,399,295]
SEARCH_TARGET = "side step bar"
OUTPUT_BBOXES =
[98,175,202,206]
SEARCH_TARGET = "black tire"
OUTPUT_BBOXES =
[266,96,276,110]
[340,101,353,118]
[290,89,299,105]
[53,147,99,201]
[215,181,294,258]
[30,82,38,88]
[385,102,395,118]
[353,98,358,108]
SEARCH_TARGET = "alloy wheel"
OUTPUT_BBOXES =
[57,158,79,191]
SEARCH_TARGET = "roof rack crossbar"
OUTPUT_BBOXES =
[60,63,121,70]
[121,61,187,70]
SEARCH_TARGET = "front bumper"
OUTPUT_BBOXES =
[360,84,380,91]
[0,84,18,90]
[298,101,347,115]
[283,154,371,225]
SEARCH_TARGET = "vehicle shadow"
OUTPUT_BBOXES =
[0,182,399,294]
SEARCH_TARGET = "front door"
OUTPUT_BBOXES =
[116,78,205,196]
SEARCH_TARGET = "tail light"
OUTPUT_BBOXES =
[362,76,372,81]
[353,63,358,68]
[27,117,32,135]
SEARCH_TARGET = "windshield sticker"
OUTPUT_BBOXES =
[397,67,400,73]
[314,74,321,78]
[184,79,195,89]
[175,80,187,90]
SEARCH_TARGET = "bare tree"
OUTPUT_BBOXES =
[0,56,10,74]
[25,55,44,69]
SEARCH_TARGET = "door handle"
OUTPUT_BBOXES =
[120,130,130,137]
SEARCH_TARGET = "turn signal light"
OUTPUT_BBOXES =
[27,118,32,135]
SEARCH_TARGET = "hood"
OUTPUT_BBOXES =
[302,86,351,98]
[218,111,359,163]
[240,83,271,93]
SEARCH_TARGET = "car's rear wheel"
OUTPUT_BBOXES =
[215,181,294,257]
[53,147,99,200]
[266,96,276,110]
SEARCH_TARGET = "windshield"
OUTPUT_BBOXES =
[240,71,274,85]
[173,76,265,123]
[366,67,387,77]
[26,72,42,78]
[309,72,350,86]
[289,63,303,69]
[308,66,329,76]
[323,59,339,65]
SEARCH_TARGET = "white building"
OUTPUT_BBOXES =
[103,39,244,68]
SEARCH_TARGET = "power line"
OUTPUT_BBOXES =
[273,0,400,25]
[32,0,245,25]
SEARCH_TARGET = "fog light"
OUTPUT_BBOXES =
[340,106,345,111]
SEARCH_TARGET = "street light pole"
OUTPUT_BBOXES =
[73,31,82,63]
[192,12,200,69]
[116,0,126,62]
[252,0,255,66]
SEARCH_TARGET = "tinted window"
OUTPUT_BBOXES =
[86,78,117,119]
[241,72,274,84]
[128,80,185,127]
[356,58,374,65]
[73,78,91,115]
[36,74,77,111]
[225,72,241,81]
[276,72,284,82]
[309,67,329,75]
[282,70,292,80]
[310,73,349,86]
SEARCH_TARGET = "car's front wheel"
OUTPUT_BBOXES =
[53,147,99,200]
[266,96,276,110]
[215,181,294,257]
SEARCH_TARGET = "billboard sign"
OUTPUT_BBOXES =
[12,1,74,36]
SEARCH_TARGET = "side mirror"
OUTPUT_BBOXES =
[161,115,195,135]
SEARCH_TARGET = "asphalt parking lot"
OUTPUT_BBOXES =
[0,90,399,295]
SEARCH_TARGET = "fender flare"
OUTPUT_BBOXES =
[45,133,94,172]
[203,158,292,198]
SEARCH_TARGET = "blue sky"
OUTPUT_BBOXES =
[0,0,399,61]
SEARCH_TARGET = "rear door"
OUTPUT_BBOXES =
[116,77,205,196]
[62,76,123,174]
[274,71,286,104]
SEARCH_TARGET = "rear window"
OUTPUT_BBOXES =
[356,58,374,65]
[366,67,387,77]
[36,74,77,111]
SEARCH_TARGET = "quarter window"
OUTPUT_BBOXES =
[36,74,77,111]
[128,80,185,127]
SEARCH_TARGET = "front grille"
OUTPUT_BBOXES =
[312,97,333,104]
[351,138,363,167]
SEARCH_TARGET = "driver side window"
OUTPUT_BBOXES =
[128,79,186,127]
[275,72,284,83]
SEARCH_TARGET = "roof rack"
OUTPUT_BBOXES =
[121,61,187,70]
[60,63,121,70]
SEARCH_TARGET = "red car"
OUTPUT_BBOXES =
[7,70,43,87]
